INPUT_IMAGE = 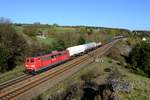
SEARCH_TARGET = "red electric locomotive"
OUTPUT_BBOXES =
[25,51,70,73]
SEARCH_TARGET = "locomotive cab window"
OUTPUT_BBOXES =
[52,55,57,58]
[54,55,57,57]
[55,54,59,57]
[31,59,34,63]
[58,53,62,56]
[51,55,55,59]
[37,58,41,60]
[26,59,30,62]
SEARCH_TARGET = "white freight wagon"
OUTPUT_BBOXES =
[96,42,102,47]
[66,42,97,56]
[84,42,97,50]
[66,45,86,56]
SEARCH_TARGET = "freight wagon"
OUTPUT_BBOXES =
[66,42,97,56]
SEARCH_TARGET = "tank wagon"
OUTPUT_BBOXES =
[66,42,97,56]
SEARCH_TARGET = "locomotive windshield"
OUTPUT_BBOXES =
[26,58,34,63]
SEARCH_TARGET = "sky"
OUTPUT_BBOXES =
[0,0,150,30]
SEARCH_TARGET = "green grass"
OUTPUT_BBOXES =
[118,72,150,100]
[0,65,25,83]
[55,27,77,33]
[14,26,24,33]
[37,57,117,99]
[37,37,56,45]
[37,57,150,100]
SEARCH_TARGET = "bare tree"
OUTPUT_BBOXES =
[0,17,11,24]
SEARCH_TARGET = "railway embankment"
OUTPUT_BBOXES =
[0,39,117,100]
[37,39,150,100]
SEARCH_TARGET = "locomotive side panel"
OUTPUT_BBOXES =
[25,51,70,73]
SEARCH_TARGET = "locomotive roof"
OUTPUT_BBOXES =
[27,50,67,59]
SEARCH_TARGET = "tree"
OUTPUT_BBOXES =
[78,36,85,44]
[86,28,93,35]
[0,43,12,72]
[47,25,57,37]
[128,42,150,77]
[78,27,87,34]
[23,25,37,37]
[54,32,81,48]
[0,17,11,24]
[0,18,28,72]
[78,27,93,35]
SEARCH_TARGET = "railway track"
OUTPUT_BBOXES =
[0,39,119,100]
[0,74,32,90]
[0,55,90,99]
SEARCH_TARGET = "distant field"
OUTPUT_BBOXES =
[14,26,78,46]
[14,25,78,33]
[56,27,77,33]
[14,26,24,33]
[37,37,56,45]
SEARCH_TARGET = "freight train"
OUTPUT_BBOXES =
[25,42,102,74]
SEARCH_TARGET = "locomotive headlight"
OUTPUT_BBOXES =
[31,65,35,67]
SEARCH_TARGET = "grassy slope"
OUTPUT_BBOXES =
[0,26,77,83]
[38,57,150,100]
[37,38,150,100]
[0,65,25,83]
[119,73,150,100]
[37,58,106,99]
[94,58,150,100]
[107,39,150,99]
[37,37,55,45]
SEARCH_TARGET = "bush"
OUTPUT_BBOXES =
[0,44,12,72]
[127,36,141,46]
[23,25,37,37]
[104,68,111,72]
[0,22,29,72]
[81,68,100,82]
[54,32,81,48]
[128,42,150,77]
[108,60,112,63]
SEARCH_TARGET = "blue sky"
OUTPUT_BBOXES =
[0,0,150,30]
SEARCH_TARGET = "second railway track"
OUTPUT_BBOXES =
[0,74,32,90]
